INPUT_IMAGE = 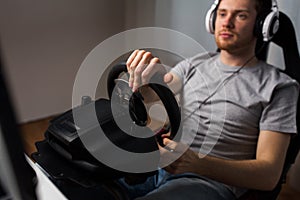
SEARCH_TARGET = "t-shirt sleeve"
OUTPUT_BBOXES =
[260,81,299,134]
[170,52,216,79]
[171,58,190,79]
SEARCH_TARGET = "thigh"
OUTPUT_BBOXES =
[136,177,236,200]
[118,175,157,200]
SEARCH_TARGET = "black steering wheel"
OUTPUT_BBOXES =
[107,62,181,142]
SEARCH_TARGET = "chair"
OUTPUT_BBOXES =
[239,11,300,200]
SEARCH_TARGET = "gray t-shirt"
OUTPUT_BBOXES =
[171,52,299,197]
[172,52,299,160]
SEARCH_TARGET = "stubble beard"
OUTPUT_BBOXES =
[215,34,239,52]
[215,35,256,54]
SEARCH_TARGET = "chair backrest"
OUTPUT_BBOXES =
[267,11,300,180]
[240,11,300,200]
[272,12,300,184]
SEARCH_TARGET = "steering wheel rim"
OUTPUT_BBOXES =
[107,62,181,140]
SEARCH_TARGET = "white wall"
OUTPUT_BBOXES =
[123,0,215,67]
[127,0,215,51]
[0,0,214,123]
[0,0,125,122]
[125,0,156,29]
[154,0,215,52]
[1,0,299,123]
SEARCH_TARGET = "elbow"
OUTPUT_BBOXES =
[260,179,279,191]
[258,171,281,191]
[250,163,282,191]
[254,159,285,191]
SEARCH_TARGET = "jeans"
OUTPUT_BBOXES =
[118,169,236,200]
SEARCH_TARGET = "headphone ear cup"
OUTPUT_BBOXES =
[263,11,279,41]
[205,9,216,34]
[205,0,219,34]
[254,11,279,42]
[211,10,217,33]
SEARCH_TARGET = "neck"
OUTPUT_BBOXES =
[220,51,258,67]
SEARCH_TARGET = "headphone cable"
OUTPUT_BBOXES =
[181,42,268,122]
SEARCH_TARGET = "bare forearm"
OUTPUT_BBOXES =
[196,132,290,190]
[197,155,281,191]
[162,131,290,191]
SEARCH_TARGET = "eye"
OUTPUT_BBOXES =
[237,13,248,20]
[217,11,227,18]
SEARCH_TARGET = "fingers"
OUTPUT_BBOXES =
[158,138,179,168]
[157,138,177,158]
[158,138,180,157]
[158,138,189,162]
[162,137,176,148]
[127,50,149,88]
[126,49,139,69]
[133,56,157,92]
[126,50,161,91]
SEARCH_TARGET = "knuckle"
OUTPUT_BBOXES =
[141,72,148,80]
[138,50,146,55]
[132,49,140,56]
[134,68,143,75]
[151,57,160,63]
[142,52,152,59]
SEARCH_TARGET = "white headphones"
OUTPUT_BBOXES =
[205,0,279,42]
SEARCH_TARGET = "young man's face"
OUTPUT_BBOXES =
[214,0,258,53]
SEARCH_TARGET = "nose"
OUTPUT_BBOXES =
[222,14,234,29]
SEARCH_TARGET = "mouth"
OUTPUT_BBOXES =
[219,31,234,39]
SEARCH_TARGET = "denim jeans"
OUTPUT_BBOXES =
[118,169,236,200]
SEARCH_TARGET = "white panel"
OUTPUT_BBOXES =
[268,0,300,67]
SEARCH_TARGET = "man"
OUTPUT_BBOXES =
[120,0,299,199]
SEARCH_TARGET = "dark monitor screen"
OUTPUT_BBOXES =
[0,47,37,200]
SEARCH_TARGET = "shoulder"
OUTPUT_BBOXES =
[172,52,219,76]
[259,62,299,89]
[183,51,219,66]
[251,62,300,106]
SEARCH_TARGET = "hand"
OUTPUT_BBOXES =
[126,50,174,92]
[158,138,202,175]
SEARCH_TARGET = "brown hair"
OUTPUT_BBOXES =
[255,0,272,15]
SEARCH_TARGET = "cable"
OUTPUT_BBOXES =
[199,53,255,108]
[182,42,268,121]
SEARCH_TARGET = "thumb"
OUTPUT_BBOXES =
[164,73,173,84]
[163,137,174,147]
[162,138,189,154]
